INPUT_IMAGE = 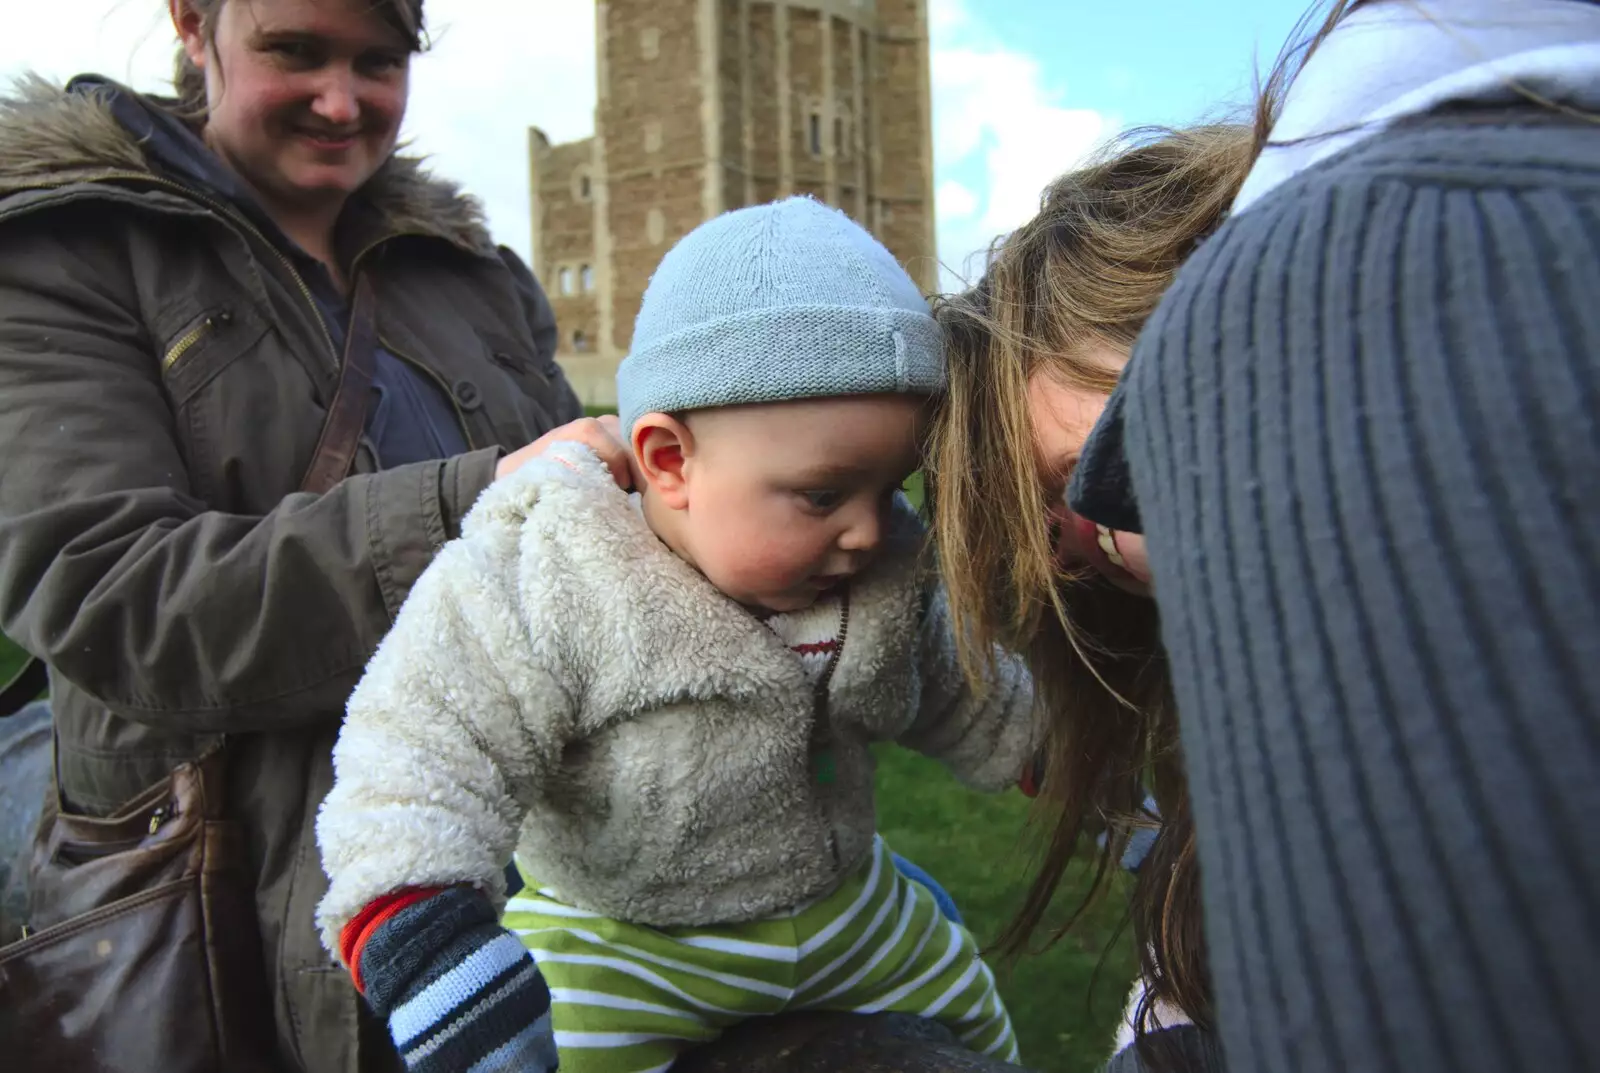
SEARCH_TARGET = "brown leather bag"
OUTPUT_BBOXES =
[0,750,277,1072]
[0,274,380,1070]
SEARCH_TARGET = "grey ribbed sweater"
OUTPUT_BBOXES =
[1096,108,1600,1073]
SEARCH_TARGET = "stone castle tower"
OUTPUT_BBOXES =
[529,0,938,407]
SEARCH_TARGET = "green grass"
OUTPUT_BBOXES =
[0,632,26,686]
[874,747,1138,1072]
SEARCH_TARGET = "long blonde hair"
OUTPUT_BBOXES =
[927,123,1256,1048]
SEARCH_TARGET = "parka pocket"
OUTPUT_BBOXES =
[157,302,271,404]
[152,301,279,506]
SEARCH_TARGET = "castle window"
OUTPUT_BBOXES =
[579,175,592,200]
[835,116,845,158]
[581,265,594,293]
[646,208,666,246]
[558,266,574,296]
[644,120,662,154]
[808,112,822,157]
[573,329,590,352]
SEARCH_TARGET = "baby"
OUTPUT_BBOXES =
[316,197,1036,1073]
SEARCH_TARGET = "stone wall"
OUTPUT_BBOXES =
[535,0,936,408]
[720,0,748,208]
[870,0,937,292]
[748,2,782,207]
[788,7,826,197]
[833,16,864,222]
[532,135,600,358]
[600,0,705,354]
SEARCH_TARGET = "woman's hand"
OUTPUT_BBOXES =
[496,414,635,490]
[1051,504,1153,595]
[1101,527,1151,589]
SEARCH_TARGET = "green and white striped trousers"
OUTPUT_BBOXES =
[502,836,1019,1073]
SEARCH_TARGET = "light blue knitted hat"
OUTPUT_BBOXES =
[616,196,943,433]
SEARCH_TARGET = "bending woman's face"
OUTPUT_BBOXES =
[1026,343,1152,595]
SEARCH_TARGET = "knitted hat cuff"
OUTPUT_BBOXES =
[617,303,944,432]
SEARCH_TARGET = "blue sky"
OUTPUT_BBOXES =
[4,0,1321,289]
[932,0,1316,285]
[978,1,1310,126]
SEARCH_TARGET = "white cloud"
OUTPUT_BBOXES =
[0,0,595,263]
[927,0,971,40]
[930,0,1113,290]
[401,1,594,261]
[0,5,173,90]
[937,179,978,221]
[935,47,1109,235]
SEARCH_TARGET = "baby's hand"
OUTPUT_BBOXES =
[349,887,557,1073]
[498,414,635,490]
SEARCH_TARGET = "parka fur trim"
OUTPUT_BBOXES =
[0,75,496,256]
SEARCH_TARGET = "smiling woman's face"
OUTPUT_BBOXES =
[1026,343,1152,594]
[176,0,412,221]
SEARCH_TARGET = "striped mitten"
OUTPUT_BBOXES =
[341,885,556,1073]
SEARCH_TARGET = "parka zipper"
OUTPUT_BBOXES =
[339,227,478,450]
[162,310,232,371]
[147,800,178,835]
[811,589,850,870]
[14,797,181,939]
[378,333,478,451]
[815,589,850,702]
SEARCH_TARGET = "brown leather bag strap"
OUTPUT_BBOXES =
[300,273,379,495]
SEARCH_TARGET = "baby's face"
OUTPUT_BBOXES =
[674,396,926,612]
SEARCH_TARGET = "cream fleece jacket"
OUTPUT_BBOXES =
[316,443,1035,954]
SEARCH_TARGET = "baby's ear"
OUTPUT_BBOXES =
[632,413,693,510]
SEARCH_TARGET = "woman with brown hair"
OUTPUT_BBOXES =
[0,0,609,1069]
[928,124,1254,1072]
[933,2,1600,1073]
